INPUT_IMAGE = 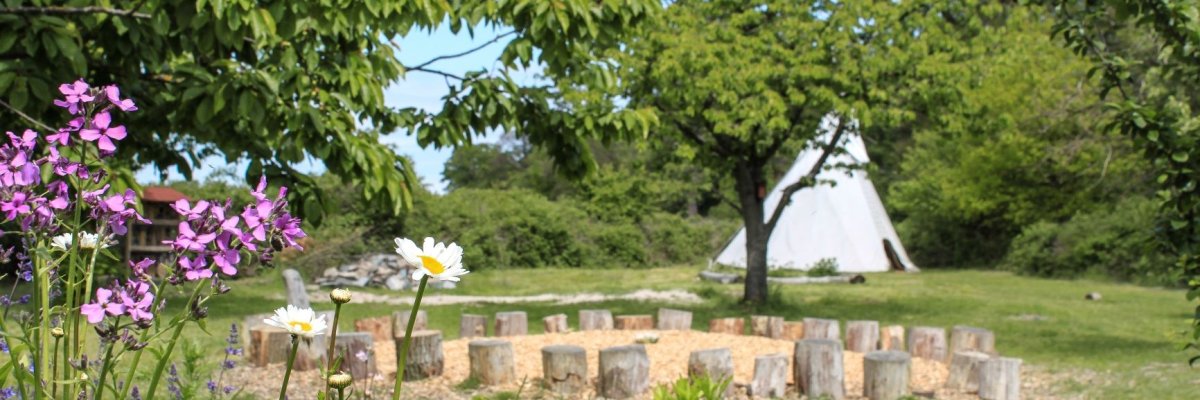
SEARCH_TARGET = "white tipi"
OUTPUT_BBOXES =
[713,117,918,273]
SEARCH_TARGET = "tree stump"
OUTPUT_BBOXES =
[782,321,806,340]
[354,316,392,342]
[847,320,881,353]
[392,310,428,338]
[468,339,516,385]
[394,330,443,381]
[579,309,614,331]
[708,318,745,335]
[247,325,287,367]
[688,348,734,396]
[615,315,654,330]
[863,351,910,400]
[541,345,587,395]
[543,314,569,333]
[494,311,528,336]
[750,353,788,398]
[751,315,784,339]
[281,269,310,308]
[880,325,905,351]
[656,308,693,330]
[949,325,996,359]
[332,332,375,380]
[794,339,845,399]
[803,318,840,340]
[460,314,487,338]
[907,327,947,362]
[944,351,990,393]
[979,357,1022,400]
[598,344,650,399]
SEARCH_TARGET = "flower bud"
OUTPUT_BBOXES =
[327,372,352,389]
[51,327,64,338]
[329,288,352,304]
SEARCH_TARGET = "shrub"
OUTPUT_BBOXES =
[807,258,840,277]
[652,375,731,400]
[1002,196,1178,285]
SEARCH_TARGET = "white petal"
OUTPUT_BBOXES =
[438,244,463,269]
[412,269,426,281]
[395,238,422,265]
[422,237,436,254]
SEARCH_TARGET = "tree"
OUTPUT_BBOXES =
[618,0,931,303]
[0,0,659,223]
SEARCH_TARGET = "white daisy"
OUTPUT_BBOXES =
[394,237,468,282]
[51,232,109,251]
[262,305,328,338]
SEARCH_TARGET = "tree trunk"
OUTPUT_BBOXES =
[803,318,840,340]
[751,315,784,339]
[615,315,654,330]
[863,351,911,400]
[353,316,391,343]
[395,330,443,381]
[978,357,1022,400]
[333,332,376,380]
[945,351,990,393]
[794,339,845,399]
[750,353,788,398]
[460,314,487,338]
[656,308,693,330]
[736,163,771,304]
[907,326,947,362]
[949,325,996,359]
[468,339,515,385]
[880,325,905,351]
[579,309,614,331]
[782,321,806,341]
[543,314,568,334]
[687,348,734,396]
[494,311,528,337]
[598,344,650,399]
[846,320,880,353]
[541,345,587,395]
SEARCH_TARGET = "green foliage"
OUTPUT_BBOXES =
[0,0,659,223]
[651,375,731,400]
[1003,196,1177,285]
[806,258,840,278]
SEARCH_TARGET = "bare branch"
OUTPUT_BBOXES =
[0,99,55,132]
[409,31,517,70]
[404,66,464,81]
[764,116,849,233]
[0,6,150,19]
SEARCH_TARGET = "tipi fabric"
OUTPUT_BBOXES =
[713,117,918,273]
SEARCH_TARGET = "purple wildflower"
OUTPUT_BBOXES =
[0,386,15,399]
[170,199,209,221]
[104,85,138,112]
[79,111,127,152]
[179,255,212,281]
[16,294,29,305]
[167,221,216,252]
[117,280,155,322]
[80,287,125,324]
[53,79,95,115]
[130,258,155,276]
[0,338,8,353]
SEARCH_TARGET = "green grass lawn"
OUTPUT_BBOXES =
[129,266,1199,398]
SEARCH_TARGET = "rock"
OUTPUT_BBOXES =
[850,274,866,284]
[311,253,453,291]
[385,275,407,291]
[1085,292,1101,301]
[698,271,741,284]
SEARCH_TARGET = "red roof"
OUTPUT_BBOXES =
[141,186,189,203]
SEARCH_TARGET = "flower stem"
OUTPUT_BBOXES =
[95,338,116,400]
[34,255,50,400]
[278,335,301,400]
[338,387,345,400]
[117,328,152,400]
[325,302,343,398]
[391,275,429,400]
[144,280,206,400]
[51,334,60,399]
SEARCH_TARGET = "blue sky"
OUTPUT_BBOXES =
[137,24,532,193]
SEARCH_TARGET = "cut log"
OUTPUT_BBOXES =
[949,325,996,359]
[880,325,905,351]
[907,327,947,362]
[863,351,910,400]
[391,310,428,338]
[468,339,516,385]
[494,311,528,337]
[247,325,286,367]
[656,308,693,330]
[541,345,587,395]
[708,318,745,335]
[794,339,845,399]
[978,357,1022,400]
[615,315,654,330]
[944,351,990,393]
[579,309,614,331]
[332,332,375,380]
[354,316,391,342]
[847,320,881,353]
[281,269,310,308]
[768,275,852,285]
[751,315,784,339]
[782,321,806,341]
[688,348,734,396]
[394,330,443,381]
[749,353,788,398]
[803,318,840,340]
[543,314,568,334]
[598,344,650,399]
[698,270,740,284]
[460,314,487,338]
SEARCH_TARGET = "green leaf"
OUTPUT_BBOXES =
[1173,152,1190,163]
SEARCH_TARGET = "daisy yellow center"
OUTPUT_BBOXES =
[419,255,445,275]
[288,321,312,332]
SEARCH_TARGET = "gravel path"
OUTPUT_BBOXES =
[226,330,1070,399]
[306,288,704,306]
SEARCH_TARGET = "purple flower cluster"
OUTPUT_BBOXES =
[80,280,155,324]
[161,177,306,282]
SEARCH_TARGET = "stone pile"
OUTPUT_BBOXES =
[314,253,456,290]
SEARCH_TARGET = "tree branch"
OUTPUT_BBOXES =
[0,6,150,19]
[763,116,849,233]
[0,99,55,132]
[409,31,517,71]
[404,66,464,81]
